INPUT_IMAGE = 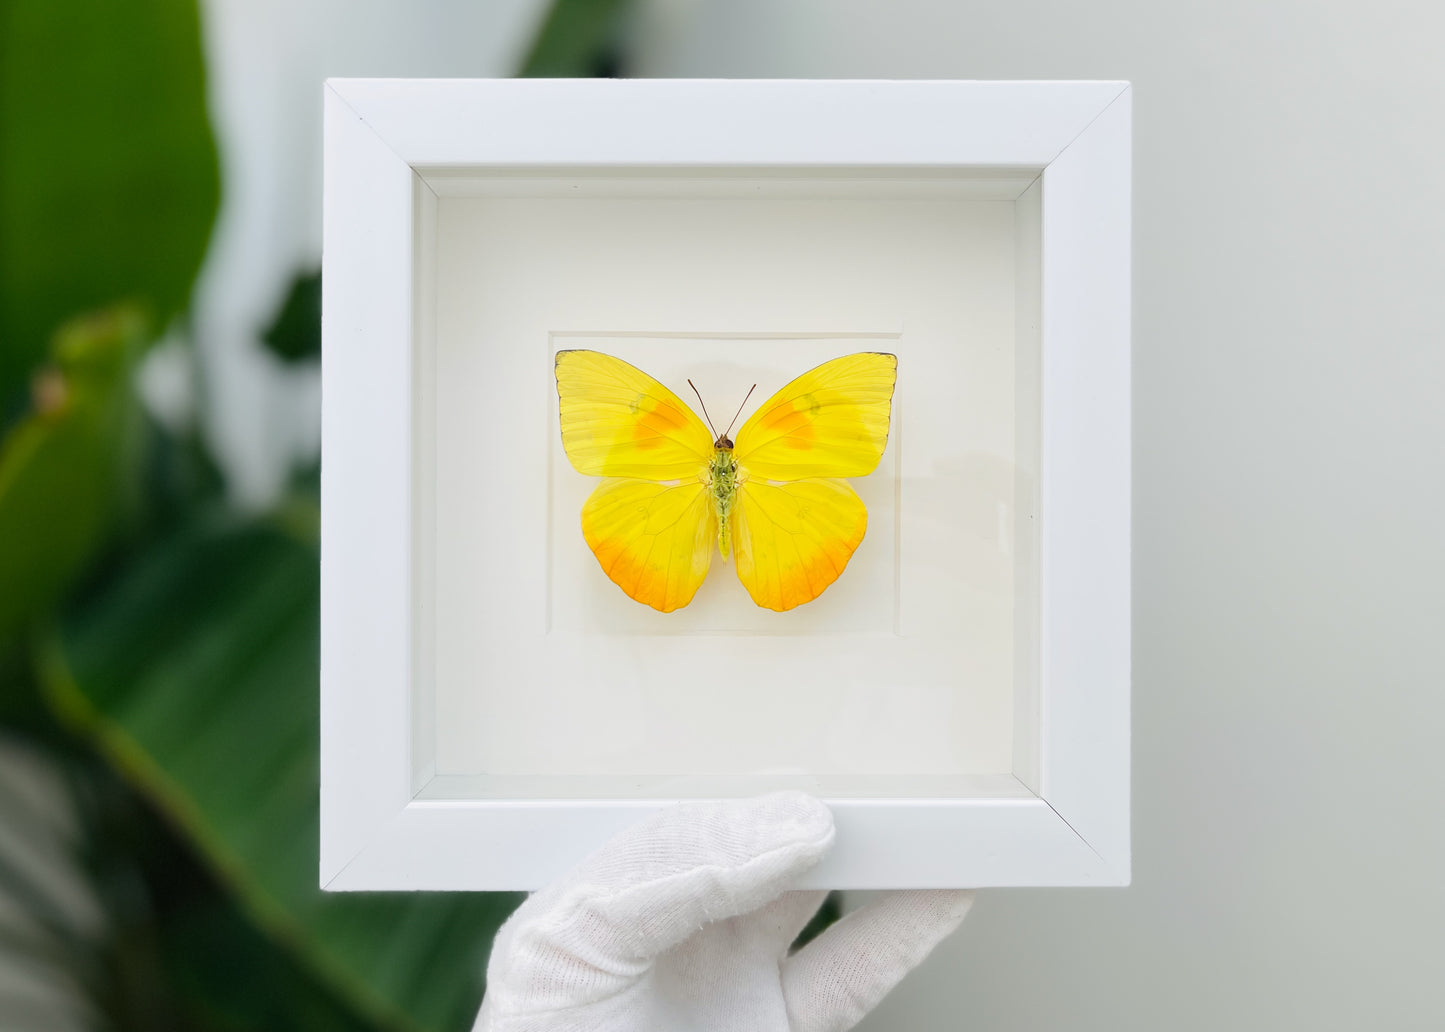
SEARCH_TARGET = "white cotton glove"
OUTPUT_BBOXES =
[474,792,973,1032]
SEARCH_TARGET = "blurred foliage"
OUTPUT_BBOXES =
[0,309,147,648]
[44,515,521,1032]
[793,891,842,951]
[0,0,221,418]
[0,735,105,1032]
[262,271,322,364]
[519,0,632,77]
[0,734,384,1032]
[0,0,640,1028]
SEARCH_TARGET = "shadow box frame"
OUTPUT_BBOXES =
[320,78,1131,891]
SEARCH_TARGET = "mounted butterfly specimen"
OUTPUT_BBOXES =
[555,350,897,613]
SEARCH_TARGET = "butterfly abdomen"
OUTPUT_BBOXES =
[707,446,740,561]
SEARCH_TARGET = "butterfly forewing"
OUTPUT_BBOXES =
[731,352,897,480]
[555,350,715,480]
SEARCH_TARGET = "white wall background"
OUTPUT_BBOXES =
[628,1,1445,1028]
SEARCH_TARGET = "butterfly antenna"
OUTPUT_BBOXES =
[724,384,757,438]
[688,379,719,438]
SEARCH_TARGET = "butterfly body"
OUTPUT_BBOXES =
[556,350,896,613]
[707,443,741,560]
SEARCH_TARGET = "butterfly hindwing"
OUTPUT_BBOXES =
[581,478,716,613]
[556,350,715,480]
[731,477,868,612]
[732,352,897,480]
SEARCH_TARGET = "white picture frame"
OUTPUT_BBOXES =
[321,79,1131,890]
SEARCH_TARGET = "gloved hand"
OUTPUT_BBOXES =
[474,792,972,1032]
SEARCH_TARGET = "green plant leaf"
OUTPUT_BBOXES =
[262,269,322,364]
[518,0,634,77]
[0,308,148,647]
[0,729,391,1032]
[792,891,842,951]
[0,0,220,410]
[43,516,521,1032]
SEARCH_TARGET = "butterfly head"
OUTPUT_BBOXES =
[688,378,755,455]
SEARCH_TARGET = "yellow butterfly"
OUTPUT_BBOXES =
[555,350,897,613]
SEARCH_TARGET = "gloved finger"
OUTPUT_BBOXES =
[737,889,830,954]
[780,889,974,1032]
[487,792,833,1005]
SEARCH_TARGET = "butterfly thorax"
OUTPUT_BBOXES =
[707,441,742,561]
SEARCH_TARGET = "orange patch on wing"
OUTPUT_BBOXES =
[647,400,692,430]
[783,423,816,450]
[777,514,865,608]
[630,399,694,449]
[755,397,819,450]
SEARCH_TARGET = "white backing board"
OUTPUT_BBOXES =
[420,172,1039,788]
